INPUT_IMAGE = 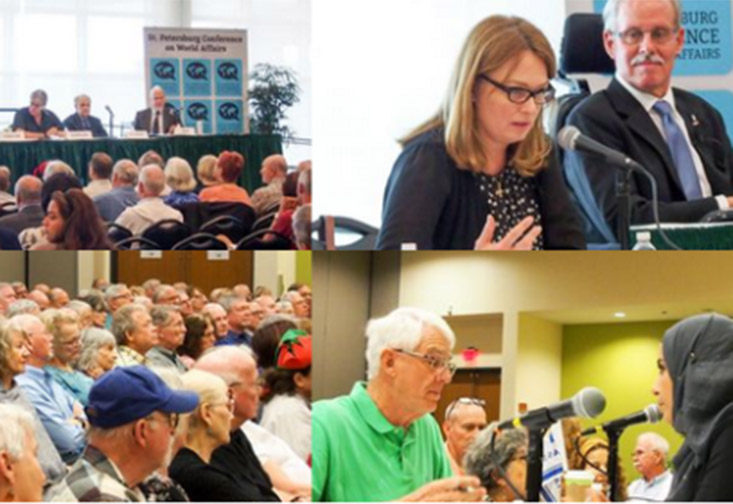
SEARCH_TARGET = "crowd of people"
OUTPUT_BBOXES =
[0,149,312,250]
[0,278,313,501]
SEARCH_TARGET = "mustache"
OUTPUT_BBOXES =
[631,53,665,65]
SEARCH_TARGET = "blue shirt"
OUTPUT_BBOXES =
[215,329,252,347]
[63,113,108,138]
[94,186,140,223]
[164,191,199,207]
[16,365,87,464]
[44,365,94,406]
[12,107,63,134]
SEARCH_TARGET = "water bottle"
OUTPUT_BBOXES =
[632,231,656,250]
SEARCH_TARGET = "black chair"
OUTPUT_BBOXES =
[172,232,228,250]
[251,210,277,233]
[311,216,379,250]
[141,219,191,250]
[0,201,17,218]
[177,201,256,235]
[236,229,293,250]
[114,236,160,250]
[199,215,247,243]
[106,223,132,244]
[259,199,281,217]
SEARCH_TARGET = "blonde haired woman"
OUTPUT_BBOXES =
[377,15,584,250]
[163,157,199,206]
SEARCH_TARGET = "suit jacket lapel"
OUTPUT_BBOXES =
[606,78,684,192]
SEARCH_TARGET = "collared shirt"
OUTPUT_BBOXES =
[115,345,150,367]
[615,74,726,209]
[627,470,674,502]
[83,179,113,199]
[145,346,188,374]
[312,381,452,501]
[12,107,63,134]
[251,178,284,216]
[15,365,86,464]
[44,365,94,406]
[93,186,140,223]
[46,445,146,502]
[114,197,184,236]
[260,393,311,462]
[215,328,253,347]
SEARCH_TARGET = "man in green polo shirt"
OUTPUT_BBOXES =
[312,307,486,502]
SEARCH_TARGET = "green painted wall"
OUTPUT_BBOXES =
[296,251,312,285]
[562,320,683,485]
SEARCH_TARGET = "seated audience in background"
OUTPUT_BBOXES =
[11,283,27,300]
[133,86,180,136]
[26,291,49,311]
[199,151,252,206]
[146,305,188,373]
[12,89,64,139]
[0,403,46,502]
[48,288,70,309]
[442,398,488,476]
[115,164,183,235]
[93,159,140,223]
[0,227,20,250]
[179,314,216,368]
[464,425,527,502]
[142,279,161,299]
[0,166,14,206]
[42,161,75,182]
[33,189,112,250]
[78,327,117,380]
[252,154,287,216]
[112,304,157,367]
[292,204,311,250]
[281,290,309,319]
[63,94,108,138]
[187,286,208,314]
[252,316,298,372]
[215,295,254,347]
[579,436,628,500]
[6,299,40,318]
[627,432,673,501]
[255,293,277,317]
[153,285,180,306]
[267,171,299,245]
[288,283,311,318]
[202,303,229,341]
[103,284,133,329]
[0,284,17,316]
[169,370,235,501]
[261,330,312,462]
[46,366,198,502]
[65,300,93,329]
[138,150,165,170]
[163,157,199,206]
[0,176,43,235]
[196,155,219,190]
[233,284,251,300]
[82,153,114,199]
[76,290,106,329]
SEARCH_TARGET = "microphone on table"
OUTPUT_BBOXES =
[105,105,115,137]
[581,404,662,435]
[498,387,606,431]
[557,126,643,171]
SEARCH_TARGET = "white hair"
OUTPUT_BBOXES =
[637,431,670,458]
[43,160,75,182]
[164,157,196,192]
[0,404,35,461]
[365,307,455,380]
[603,0,681,32]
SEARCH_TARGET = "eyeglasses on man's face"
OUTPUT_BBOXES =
[479,75,555,105]
[615,26,678,46]
[393,348,457,376]
[445,397,486,419]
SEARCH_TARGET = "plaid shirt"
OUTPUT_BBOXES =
[115,346,149,367]
[46,445,145,502]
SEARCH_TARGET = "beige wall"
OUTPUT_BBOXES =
[0,252,26,283]
[253,251,298,297]
[516,314,563,411]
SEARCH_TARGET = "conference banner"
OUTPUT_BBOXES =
[565,0,733,142]
[144,28,248,134]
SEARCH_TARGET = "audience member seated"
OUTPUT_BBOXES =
[65,300,93,329]
[202,303,229,341]
[187,286,208,314]
[292,204,311,250]
[252,316,298,372]
[77,327,117,380]
[26,291,49,311]
[6,299,40,318]
[103,284,133,329]
[281,290,309,320]
[115,165,183,235]
[0,166,15,206]
[112,304,157,367]
[579,436,628,501]
[33,189,112,250]
[199,151,252,206]
[146,305,188,374]
[48,288,70,309]
[12,89,64,140]
[627,432,673,502]
[215,295,254,347]
[83,153,114,199]
[63,94,108,138]
[163,157,199,207]
[196,155,219,192]
[252,154,287,216]
[93,160,140,223]
[442,398,488,476]
[46,366,198,502]
[0,403,46,502]
[0,284,17,317]
[464,425,527,502]
[179,314,216,368]
[138,150,165,170]
[42,161,75,182]
[0,176,43,236]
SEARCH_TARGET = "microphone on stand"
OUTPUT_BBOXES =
[581,404,662,435]
[498,387,606,431]
[105,105,115,137]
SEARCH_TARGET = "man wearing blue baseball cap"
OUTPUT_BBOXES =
[46,366,198,502]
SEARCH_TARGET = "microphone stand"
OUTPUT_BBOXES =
[525,427,545,502]
[604,427,622,502]
[615,167,632,250]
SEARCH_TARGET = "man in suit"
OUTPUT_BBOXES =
[133,86,180,135]
[62,94,108,137]
[0,176,44,236]
[564,0,733,244]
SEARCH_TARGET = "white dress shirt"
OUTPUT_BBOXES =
[627,469,674,502]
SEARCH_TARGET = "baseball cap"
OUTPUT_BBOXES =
[86,365,199,428]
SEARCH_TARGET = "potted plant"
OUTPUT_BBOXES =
[248,63,300,138]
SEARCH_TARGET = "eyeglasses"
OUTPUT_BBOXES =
[479,75,555,105]
[616,26,678,46]
[445,397,486,419]
[393,349,457,376]
[147,411,179,430]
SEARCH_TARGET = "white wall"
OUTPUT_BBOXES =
[313,0,568,226]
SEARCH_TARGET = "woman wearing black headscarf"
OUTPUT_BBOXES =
[654,313,733,501]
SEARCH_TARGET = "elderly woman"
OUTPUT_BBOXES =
[578,436,627,501]
[163,157,199,207]
[178,314,217,368]
[653,313,733,500]
[199,151,252,206]
[169,369,234,501]
[377,16,584,250]
[77,289,107,328]
[0,404,46,501]
[65,300,94,330]
[464,425,527,501]
[77,327,117,380]
[196,154,219,190]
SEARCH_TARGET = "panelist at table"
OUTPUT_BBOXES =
[133,86,180,136]
[12,89,64,140]
[63,94,108,138]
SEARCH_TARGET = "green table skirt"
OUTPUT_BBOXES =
[0,134,282,193]
[630,222,733,250]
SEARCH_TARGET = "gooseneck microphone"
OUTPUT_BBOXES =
[105,105,115,137]
[557,126,643,171]
[498,387,606,431]
[581,404,662,435]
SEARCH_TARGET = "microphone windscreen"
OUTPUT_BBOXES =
[557,125,581,151]
[573,387,606,418]
[645,404,662,423]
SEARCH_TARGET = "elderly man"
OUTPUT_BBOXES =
[83,153,114,199]
[112,304,157,367]
[565,0,733,244]
[48,287,70,309]
[142,279,161,299]
[0,166,14,206]
[93,159,140,222]
[0,175,43,235]
[0,404,47,502]
[442,398,488,475]
[63,94,108,137]
[146,305,187,373]
[27,290,50,310]
[103,283,133,328]
[11,282,28,299]
[46,366,198,502]
[133,86,180,136]
[627,432,673,501]
[115,164,183,235]
[255,294,277,317]
[12,89,63,139]
[282,290,309,319]
[152,284,180,306]
[192,346,281,501]
[215,295,254,347]
[13,314,87,464]
[312,307,485,502]
[252,154,288,216]
[0,283,16,316]
[203,302,230,340]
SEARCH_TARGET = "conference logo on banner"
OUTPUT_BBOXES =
[184,100,213,134]
[216,59,244,97]
[183,59,212,96]
[151,58,181,96]
[216,99,244,134]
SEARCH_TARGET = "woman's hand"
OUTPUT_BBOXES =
[474,215,542,250]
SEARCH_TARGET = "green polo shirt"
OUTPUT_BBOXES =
[312,382,452,502]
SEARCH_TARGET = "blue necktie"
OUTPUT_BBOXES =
[652,100,702,200]
[81,116,90,130]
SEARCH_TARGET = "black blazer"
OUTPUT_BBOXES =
[376,129,586,250]
[133,105,180,134]
[63,113,108,137]
[565,78,733,235]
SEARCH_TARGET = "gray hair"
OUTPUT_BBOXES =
[14,175,42,204]
[139,164,165,196]
[143,278,161,293]
[78,289,105,313]
[104,284,129,305]
[66,300,92,319]
[111,303,148,346]
[74,94,91,107]
[637,431,670,458]
[6,299,40,318]
[164,157,196,192]
[464,423,527,492]
[150,85,165,100]
[603,0,681,32]
[365,307,456,380]
[0,404,35,461]
[219,294,247,313]
[77,327,116,373]
[153,285,178,304]
[292,204,311,248]
[151,304,180,328]
[43,161,75,182]
[30,89,48,106]
[112,160,139,186]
